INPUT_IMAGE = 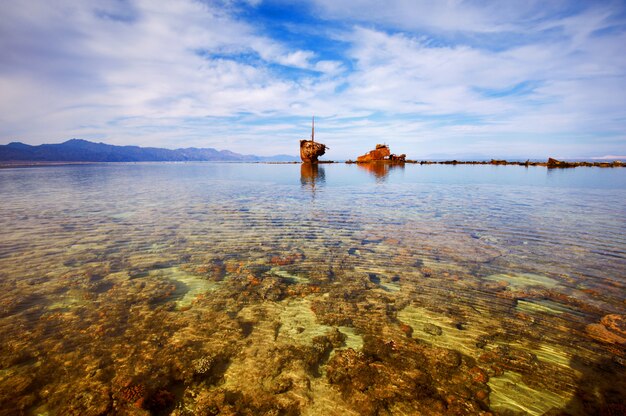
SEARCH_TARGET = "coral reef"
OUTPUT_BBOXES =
[0,163,624,415]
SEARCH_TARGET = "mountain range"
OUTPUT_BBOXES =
[0,139,298,163]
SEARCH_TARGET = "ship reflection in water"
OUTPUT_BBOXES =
[357,161,405,181]
[300,163,326,188]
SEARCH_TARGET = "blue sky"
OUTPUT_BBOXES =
[1,0,625,159]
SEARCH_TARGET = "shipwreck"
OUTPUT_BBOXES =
[356,144,406,163]
[300,117,328,163]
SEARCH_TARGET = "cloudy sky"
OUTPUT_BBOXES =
[1,0,625,159]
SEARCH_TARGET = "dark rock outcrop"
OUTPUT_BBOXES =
[547,158,576,168]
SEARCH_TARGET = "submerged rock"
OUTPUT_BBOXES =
[423,323,443,336]
[601,314,626,336]
[326,335,490,416]
[192,355,214,375]
[586,314,626,345]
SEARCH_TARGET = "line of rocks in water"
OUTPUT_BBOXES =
[341,158,625,168]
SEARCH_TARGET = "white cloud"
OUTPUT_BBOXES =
[309,0,501,33]
[276,50,315,68]
[313,60,344,75]
[591,155,626,160]
[0,0,317,146]
[0,0,624,158]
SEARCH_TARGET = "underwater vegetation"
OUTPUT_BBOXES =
[0,163,625,415]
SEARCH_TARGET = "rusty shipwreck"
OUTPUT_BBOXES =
[300,117,328,163]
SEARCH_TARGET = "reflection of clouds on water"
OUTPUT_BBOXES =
[300,163,325,189]
[357,162,404,182]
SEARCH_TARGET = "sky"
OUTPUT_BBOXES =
[1,0,626,159]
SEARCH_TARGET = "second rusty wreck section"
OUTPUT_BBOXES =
[356,144,405,163]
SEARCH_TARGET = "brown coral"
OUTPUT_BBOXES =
[119,384,146,408]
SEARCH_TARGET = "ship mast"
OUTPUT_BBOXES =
[311,116,315,142]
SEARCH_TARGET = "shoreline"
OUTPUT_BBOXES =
[0,161,108,169]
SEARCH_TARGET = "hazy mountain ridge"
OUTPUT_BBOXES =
[0,139,298,162]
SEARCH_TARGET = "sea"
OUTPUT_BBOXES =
[0,162,625,415]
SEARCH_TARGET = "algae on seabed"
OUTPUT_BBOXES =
[483,272,562,289]
[489,371,574,415]
[150,267,220,309]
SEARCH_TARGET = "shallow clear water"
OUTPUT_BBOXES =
[0,163,625,415]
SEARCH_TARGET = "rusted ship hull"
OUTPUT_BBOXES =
[356,144,405,163]
[300,140,327,163]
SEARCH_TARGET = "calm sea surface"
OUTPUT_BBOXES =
[0,163,625,415]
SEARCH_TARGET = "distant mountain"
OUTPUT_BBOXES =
[0,139,298,162]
